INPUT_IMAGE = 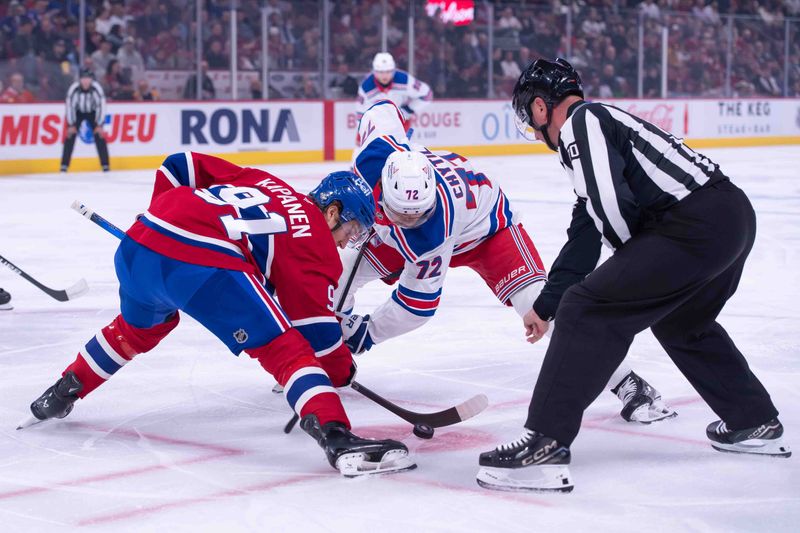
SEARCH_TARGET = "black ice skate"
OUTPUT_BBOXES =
[707,418,791,457]
[17,372,83,430]
[300,414,416,477]
[477,429,573,493]
[611,371,677,424]
[0,288,12,310]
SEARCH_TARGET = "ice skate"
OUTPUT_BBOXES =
[611,371,677,424]
[477,429,573,493]
[300,414,416,477]
[18,372,83,429]
[0,288,12,310]
[707,418,791,457]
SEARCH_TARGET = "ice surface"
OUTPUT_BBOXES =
[1,147,798,532]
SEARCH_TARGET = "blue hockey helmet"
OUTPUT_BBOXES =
[309,170,376,244]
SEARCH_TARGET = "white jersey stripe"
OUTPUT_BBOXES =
[291,316,339,327]
[143,211,245,256]
[583,112,632,244]
[79,352,112,380]
[293,386,338,414]
[185,151,196,188]
[94,330,129,367]
[158,165,181,189]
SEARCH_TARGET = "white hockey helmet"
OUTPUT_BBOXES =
[372,52,396,73]
[380,151,437,228]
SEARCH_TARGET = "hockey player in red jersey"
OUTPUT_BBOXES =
[20,152,415,477]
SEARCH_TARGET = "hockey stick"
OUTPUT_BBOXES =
[70,202,489,433]
[0,253,88,302]
[71,201,126,239]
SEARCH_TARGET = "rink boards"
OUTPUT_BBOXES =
[1,97,799,175]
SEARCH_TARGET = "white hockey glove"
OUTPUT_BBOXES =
[341,314,375,355]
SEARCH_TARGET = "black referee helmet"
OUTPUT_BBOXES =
[512,58,583,150]
[79,67,94,79]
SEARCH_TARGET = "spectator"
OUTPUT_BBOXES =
[640,0,662,20]
[117,36,145,83]
[299,75,320,99]
[134,79,159,101]
[1,72,35,103]
[104,59,134,101]
[598,63,624,98]
[10,17,35,58]
[182,61,216,100]
[106,24,125,53]
[90,38,115,80]
[329,63,358,98]
[250,78,263,99]
[205,39,228,69]
[500,50,521,80]
[94,7,113,36]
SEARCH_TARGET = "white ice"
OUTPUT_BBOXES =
[1,146,798,532]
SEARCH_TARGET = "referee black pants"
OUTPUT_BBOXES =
[60,112,110,170]
[526,179,779,446]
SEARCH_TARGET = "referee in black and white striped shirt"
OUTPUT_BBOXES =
[60,68,109,172]
[478,58,787,492]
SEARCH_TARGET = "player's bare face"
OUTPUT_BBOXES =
[375,70,394,85]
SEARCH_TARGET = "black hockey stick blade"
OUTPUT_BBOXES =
[0,254,88,302]
[350,380,488,429]
[283,413,300,434]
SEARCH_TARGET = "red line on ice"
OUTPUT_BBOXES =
[0,422,245,501]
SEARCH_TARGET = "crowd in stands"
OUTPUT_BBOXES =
[1,0,798,103]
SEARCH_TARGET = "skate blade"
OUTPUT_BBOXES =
[272,383,284,394]
[476,465,573,493]
[0,303,13,311]
[627,403,678,424]
[336,449,417,477]
[16,415,45,430]
[711,438,791,458]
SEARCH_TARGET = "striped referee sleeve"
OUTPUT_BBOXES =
[563,106,640,249]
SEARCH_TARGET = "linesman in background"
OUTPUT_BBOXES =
[61,68,110,173]
[477,58,789,493]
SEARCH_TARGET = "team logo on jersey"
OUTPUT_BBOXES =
[566,142,580,160]
[233,328,249,344]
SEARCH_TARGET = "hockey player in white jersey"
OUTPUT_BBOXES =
[356,52,432,125]
[338,99,677,424]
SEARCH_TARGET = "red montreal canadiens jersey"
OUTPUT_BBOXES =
[126,152,349,363]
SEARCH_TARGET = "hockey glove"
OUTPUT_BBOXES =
[341,314,374,355]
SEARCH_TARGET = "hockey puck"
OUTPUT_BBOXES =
[413,423,434,440]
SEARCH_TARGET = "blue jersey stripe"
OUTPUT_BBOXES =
[84,336,122,375]
[295,322,342,354]
[162,152,191,187]
[398,284,442,301]
[286,373,333,410]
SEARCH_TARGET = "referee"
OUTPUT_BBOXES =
[61,68,110,173]
[477,58,788,493]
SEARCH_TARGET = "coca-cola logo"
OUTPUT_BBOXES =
[625,103,675,133]
[425,1,474,26]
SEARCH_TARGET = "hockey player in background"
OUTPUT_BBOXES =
[478,58,789,493]
[338,99,676,425]
[356,52,432,127]
[20,152,415,477]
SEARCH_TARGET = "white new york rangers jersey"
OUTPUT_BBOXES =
[356,70,433,120]
[344,100,518,343]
